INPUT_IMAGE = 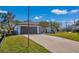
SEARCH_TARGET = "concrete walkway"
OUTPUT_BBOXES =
[23,34,79,53]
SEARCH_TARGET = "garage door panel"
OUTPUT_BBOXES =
[21,26,37,34]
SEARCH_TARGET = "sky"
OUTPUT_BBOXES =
[0,6,79,24]
[0,6,28,21]
[30,6,79,23]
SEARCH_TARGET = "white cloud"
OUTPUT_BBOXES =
[0,10,8,14]
[34,16,39,19]
[51,9,68,14]
[70,9,79,13]
[34,16,42,20]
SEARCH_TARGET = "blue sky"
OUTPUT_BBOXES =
[0,6,28,21]
[30,6,79,23]
[0,6,79,23]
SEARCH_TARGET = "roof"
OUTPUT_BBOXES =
[18,22,39,25]
[17,22,39,27]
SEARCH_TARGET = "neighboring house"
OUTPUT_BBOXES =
[14,22,51,34]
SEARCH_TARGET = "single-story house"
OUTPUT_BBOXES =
[14,22,52,34]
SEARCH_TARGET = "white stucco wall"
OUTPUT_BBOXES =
[14,26,21,34]
[37,26,40,34]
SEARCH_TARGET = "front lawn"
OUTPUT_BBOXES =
[0,35,50,53]
[50,32,79,42]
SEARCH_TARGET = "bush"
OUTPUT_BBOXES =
[6,33,12,37]
[6,30,17,37]
[11,30,18,35]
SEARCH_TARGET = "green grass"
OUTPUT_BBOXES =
[50,32,79,42]
[0,35,50,53]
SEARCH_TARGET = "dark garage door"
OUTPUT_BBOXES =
[21,26,37,34]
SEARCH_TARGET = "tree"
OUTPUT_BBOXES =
[50,21,60,33]
[75,20,79,25]
[39,21,49,33]
[1,12,15,34]
[72,20,79,32]
[39,21,49,27]
[12,20,21,31]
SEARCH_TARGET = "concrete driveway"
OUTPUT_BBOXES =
[23,34,79,53]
